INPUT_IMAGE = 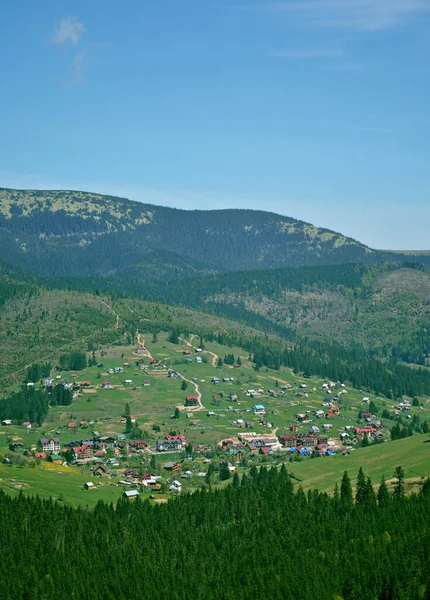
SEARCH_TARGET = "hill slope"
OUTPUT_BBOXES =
[0,187,413,277]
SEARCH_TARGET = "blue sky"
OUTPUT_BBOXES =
[1,0,429,249]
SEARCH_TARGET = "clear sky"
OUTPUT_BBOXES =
[1,0,429,249]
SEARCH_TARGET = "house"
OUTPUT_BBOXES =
[92,465,107,477]
[259,446,271,455]
[195,357,203,363]
[23,422,31,429]
[280,435,297,448]
[143,380,151,386]
[315,410,325,419]
[10,441,24,451]
[170,480,182,492]
[156,439,182,452]
[206,411,216,417]
[40,438,61,453]
[1,419,12,426]
[340,432,350,441]
[68,422,77,429]
[297,414,309,422]
[163,461,182,471]
[165,434,187,446]
[84,482,95,490]
[253,404,266,415]
[183,350,192,356]
[289,424,298,432]
[123,489,139,499]
[322,424,333,432]
[309,426,319,434]
[186,396,199,407]
[34,452,47,460]
[73,444,93,460]
[102,381,113,389]
[211,377,220,384]
[50,454,63,464]
[79,381,91,388]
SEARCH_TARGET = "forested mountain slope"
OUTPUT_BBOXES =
[42,262,430,366]
[2,187,427,277]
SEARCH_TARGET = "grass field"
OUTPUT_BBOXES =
[288,434,430,493]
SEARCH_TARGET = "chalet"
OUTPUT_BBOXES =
[280,435,297,448]
[259,446,271,455]
[34,452,47,460]
[45,378,54,387]
[297,414,309,422]
[340,432,350,441]
[195,357,203,363]
[322,424,333,432]
[23,422,31,429]
[165,434,187,446]
[170,480,182,492]
[326,412,336,419]
[91,465,107,477]
[102,381,113,389]
[79,381,91,387]
[253,404,266,415]
[68,422,77,429]
[1,419,12,426]
[289,424,298,432]
[84,482,95,490]
[164,461,182,471]
[10,441,24,451]
[309,426,319,434]
[40,438,61,453]
[354,426,377,436]
[315,410,325,419]
[156,439,182,452]
[143,380,151,386]
[129,440,147,450]
[211,377,220,384]
[183,350,192,356]
[230,394,238,402]
[362,412,372,419]
[124,379,133,385]
[206,411,216,417]
[296,435,315,448]
[50,454,63,464]
[73,445,93,460]
[186,396,199,407]
[123,489,139,499]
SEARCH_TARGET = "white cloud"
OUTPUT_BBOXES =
[263,0,430,31]
[52,16,86,45]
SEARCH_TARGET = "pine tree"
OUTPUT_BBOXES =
[340,471,353,510]
[377,476,391,507]
[355,467,367,506]
[393,466,405,500]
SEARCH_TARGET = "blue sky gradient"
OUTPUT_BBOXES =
[1,0,429,249]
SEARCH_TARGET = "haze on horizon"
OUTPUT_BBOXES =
[1,0,429,250]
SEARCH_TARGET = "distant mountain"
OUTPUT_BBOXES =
[2,187,425,278]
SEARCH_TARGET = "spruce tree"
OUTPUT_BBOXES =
[340,471,353,510]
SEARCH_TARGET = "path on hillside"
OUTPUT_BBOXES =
[178,373,205,411]
[136,334,154,361]
[101,300,119,329]
[179,336,219,367]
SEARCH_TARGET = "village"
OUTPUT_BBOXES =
[0,332,427,503]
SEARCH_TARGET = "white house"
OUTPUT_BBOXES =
[170,480,182,492]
